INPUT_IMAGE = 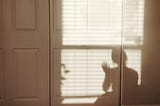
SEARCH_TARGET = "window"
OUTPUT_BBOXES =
[52,0,144,104]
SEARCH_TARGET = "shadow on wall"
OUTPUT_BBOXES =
[55,45,160,106]
[96,0,160,105]
[95,48,140,106]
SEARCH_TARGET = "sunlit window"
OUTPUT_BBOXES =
[53,0,145,104]
[61,49,112,97]
[55,0,144,46]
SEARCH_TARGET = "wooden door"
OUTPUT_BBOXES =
[0,0,49,106]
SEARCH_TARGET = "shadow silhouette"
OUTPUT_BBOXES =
[95,48,139,106]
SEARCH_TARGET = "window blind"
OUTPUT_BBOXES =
[54,0,144,104]
[60,49,113,97]
[54,49,141,95]
[55,0,144,46]
[123,0,144,45]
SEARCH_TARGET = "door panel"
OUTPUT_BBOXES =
[13,0,37,30]
[0,0,49,106]
[13,49,40,99]
[0,49,4,104]
[0,0,2,32]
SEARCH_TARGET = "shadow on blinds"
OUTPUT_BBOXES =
[53,48,142,105]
